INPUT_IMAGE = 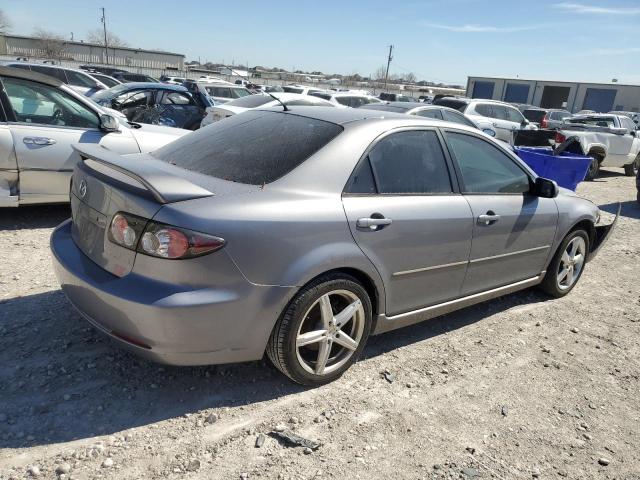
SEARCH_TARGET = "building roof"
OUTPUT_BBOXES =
[2,33,185,58]
[468,75,640,89]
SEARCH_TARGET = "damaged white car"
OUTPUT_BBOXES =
[557,113,640,180]
[0,66,188,206]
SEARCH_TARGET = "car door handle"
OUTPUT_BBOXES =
[478,212,500,225]
[23,137,57,146]
[357,216,393,229]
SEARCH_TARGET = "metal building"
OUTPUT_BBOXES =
[467,76,640,113]
[0,34,184,72]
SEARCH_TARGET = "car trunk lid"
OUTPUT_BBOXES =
[69,144,217,277]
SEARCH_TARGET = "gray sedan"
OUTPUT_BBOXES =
[51,107,615,385]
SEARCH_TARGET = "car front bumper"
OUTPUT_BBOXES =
[589,203,620,261]
[51,219,294,366]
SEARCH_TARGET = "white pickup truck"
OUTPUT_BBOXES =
[556,114,640,180]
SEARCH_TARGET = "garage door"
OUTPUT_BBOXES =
[504,83,530,103]
[582,88,617,113]
[471,81,495,99]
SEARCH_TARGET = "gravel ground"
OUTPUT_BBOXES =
[1,168,639,480]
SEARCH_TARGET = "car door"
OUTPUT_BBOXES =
[442,130,558,295]
[0,75,136,204]
[157,90,202,129]
[342,129,473,316]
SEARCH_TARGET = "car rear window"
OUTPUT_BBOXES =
[433,99,468,112]
[151,111,343,185]
[523,109,546,123]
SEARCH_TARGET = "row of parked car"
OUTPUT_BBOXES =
[1,60,638,207]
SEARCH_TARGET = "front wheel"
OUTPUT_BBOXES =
[624,155,639,177]
[266,274,372,385]
[539,230,589,298]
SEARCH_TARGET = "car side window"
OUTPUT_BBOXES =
[415,109,443,119]
[367,130,453,194]
[2,76,99,129]
[445,132,531,194]
[442,109,476,128]
[491,105,509,121]
[345,158,377,194]
[475,103,494,118]
[65,70,97,88]
[114,90,153,109]
[621,117,636,132]
[505,106,524,123]
[160,91,194,106]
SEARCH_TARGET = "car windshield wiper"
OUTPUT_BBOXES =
[127,122,142,129]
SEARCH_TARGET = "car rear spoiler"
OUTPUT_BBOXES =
[72,144,213,204]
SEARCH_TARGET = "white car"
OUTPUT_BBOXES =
[0,66,188,206]
[160,75,186,85]
[434,97,537,142]
[309,91,382,108]
[198,82,253,105]
[197,75,233,84]
[200,93,336,127]
[3,62,110,96]
[557,113,640,179]
[282,84,327,96]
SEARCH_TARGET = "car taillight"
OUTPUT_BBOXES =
[108,213,147,250]
[108,213,225,259]
[555,132,567,144]
[540,115,548,129]
[139,222,225,259]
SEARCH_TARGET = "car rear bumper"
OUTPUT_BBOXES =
[51,219,294,366]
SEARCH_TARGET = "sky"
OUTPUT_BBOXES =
[3,0,640,85]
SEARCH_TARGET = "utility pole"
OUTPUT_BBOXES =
[70,32,74,41]
[100,7,109,65]
[384,44,393,91]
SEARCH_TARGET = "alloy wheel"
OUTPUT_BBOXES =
[295,290,365,376]
[557,236,586,291]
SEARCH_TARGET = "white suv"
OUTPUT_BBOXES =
[434,98,536,142]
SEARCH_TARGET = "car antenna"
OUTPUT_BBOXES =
[265,91,288,111]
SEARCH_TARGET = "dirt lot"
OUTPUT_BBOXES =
[1,168,638,480]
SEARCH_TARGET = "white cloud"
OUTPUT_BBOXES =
[422,22,546,32]
[554,3,640,15]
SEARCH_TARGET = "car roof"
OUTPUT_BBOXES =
[257,106,415,125]
[0,65,62,87]
[112,82,188,92]
[3,62,92,76]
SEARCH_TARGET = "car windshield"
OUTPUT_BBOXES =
[523,109,547,123]
[93,74,119,88]
[151,111,343,185]
[225,95,273,108]
[567,116,617,128]
[230,88,252,99]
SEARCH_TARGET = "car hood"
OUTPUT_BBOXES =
[128,124,190,153]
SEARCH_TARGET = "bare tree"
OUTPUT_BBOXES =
[373,65,387,81]
[86,29,128,47]
[404,72,417,84]
[32,28,68,59]
[0,9,12,33]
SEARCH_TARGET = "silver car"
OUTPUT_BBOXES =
[51,107,616,385]
[0,66,189,206]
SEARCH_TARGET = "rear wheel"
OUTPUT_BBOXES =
[540,229,589,298]
[624,155,639,177]
[585,154,601,181]
[266,274,372,385]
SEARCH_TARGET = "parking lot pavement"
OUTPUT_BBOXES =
[1,168,638,479]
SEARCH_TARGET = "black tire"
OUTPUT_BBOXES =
[266,274,373,386]
[539,229,590,298]
[624,155,639,177]
[585,154,601,181]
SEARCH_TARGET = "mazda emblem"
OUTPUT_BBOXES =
[78,179,87,198]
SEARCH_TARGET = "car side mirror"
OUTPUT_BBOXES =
[533,177,559,198]
[99,114,119,132]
